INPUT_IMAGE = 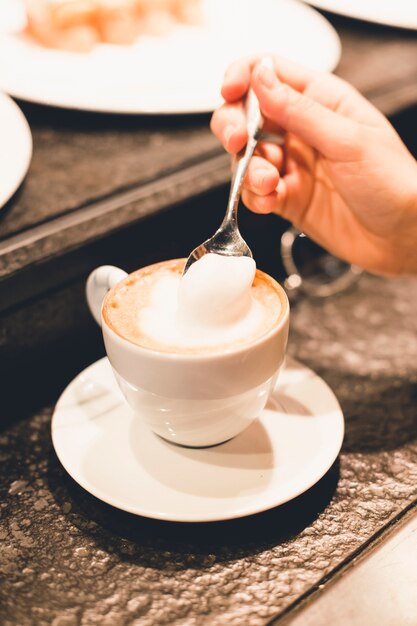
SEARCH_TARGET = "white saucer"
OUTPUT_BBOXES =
[52,356,344,522]
[0,92,32,209]
[0,0,341,114]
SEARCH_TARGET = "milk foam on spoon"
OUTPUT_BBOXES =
[138,254,267,350]
[178,254,256,325]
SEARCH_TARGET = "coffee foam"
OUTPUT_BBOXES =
[178,254,256,326]
[103,256,282,354]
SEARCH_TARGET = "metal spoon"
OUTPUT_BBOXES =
[183,57,273,275]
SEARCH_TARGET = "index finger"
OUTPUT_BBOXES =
[221,55,259,102]
[221,54,320,103]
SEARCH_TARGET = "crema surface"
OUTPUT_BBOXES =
[103,256,283,354]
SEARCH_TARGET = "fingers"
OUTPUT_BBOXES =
[251,64,360,160]
[242,173,304,221]
[211,97,285,156]
[303,72,387,126]
[221,55,258,102]
[221,54,318,103]
[269,55,319,92]
[242,187,282,215]
[210,102,247,153]
[271,56,375,122]
[255,141,284,170]
[245,155,280,196]
[219,54,383,149]
[221,53,377,122]
[217,57,363,161]
[241,135,315,223]
[241,176,289,216]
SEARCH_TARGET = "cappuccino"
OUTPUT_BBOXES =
[103,255,284,354]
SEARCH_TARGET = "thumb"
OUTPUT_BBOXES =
[252,64,359,160]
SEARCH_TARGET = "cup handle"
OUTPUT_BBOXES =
[86,265,128,326]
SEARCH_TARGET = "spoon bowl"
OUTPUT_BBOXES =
[183,209,253,271]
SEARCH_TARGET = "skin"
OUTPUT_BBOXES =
[210,55,417,276]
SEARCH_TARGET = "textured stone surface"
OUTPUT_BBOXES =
[1,274,417,626]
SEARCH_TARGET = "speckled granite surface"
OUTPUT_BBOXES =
[1,273,417,626]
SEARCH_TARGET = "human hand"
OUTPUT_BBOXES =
[211,56,417,276]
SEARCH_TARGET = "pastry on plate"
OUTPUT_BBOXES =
[24,0,202,51]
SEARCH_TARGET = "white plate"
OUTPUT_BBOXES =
[0,0,341,114]
[0,93,32,209]
[52,356,344,522]
[303,0,417,30]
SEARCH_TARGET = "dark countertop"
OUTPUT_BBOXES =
[1,9,417,626]
[1,273,417,626]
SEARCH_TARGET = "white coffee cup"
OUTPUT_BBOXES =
[86,262,290,447]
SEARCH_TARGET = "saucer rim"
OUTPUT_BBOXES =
[51,356,344,523]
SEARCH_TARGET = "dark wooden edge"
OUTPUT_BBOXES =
[0,153,230,311]
[265,498,417,625]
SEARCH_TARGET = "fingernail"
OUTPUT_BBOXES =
[224,125,236,146]
[258,66,275,89]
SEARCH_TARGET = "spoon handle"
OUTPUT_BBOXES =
[223,138,256,226]
[223,56,274,226]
